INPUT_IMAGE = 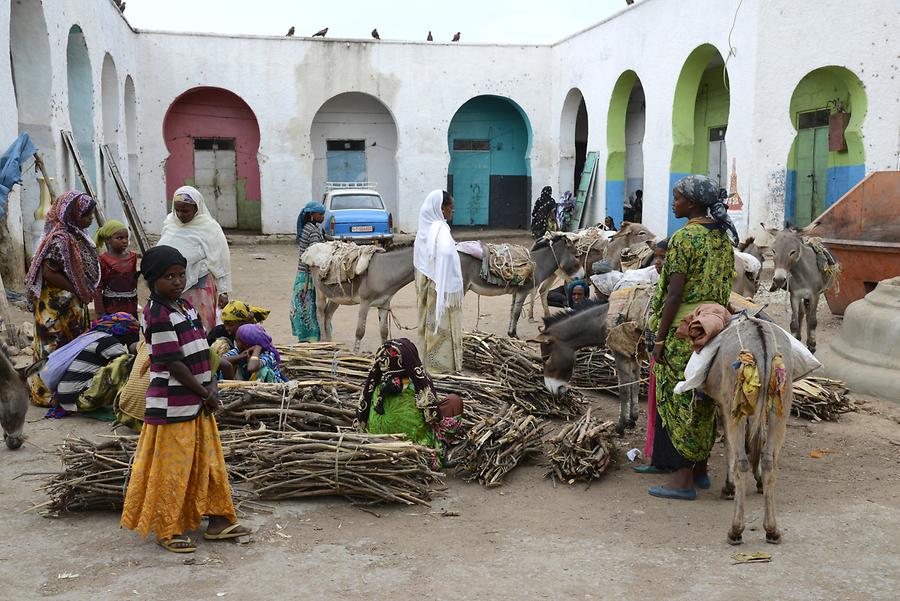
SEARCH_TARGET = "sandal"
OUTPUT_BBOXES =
[633,465,673,474]
[694,474,711,490]
[648,485,697,501]
[157,536,196,553]
[204,523,250,541]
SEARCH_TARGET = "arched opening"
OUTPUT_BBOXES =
[606,71,646,226]
[9,0,53,261]
[559,88,589,204]
[447,95,532,228]
[100,53,122,220]
[309,92,399,222]
[66,25,97,190]
[786,66,866,227]
[163,87,262,231]
[123,75,139,201]
[669,45,730,233]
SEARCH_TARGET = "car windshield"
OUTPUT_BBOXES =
[330,194,384,210]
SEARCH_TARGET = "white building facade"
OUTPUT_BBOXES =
[2,0,897,267]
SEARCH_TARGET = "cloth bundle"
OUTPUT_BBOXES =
[301,241,383,285]
[605,284,654,356]
[675,303,733,353]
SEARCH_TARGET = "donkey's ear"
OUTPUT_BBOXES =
[761,222,778,236]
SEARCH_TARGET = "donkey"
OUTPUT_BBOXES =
[459,235,584,338]
[528,222,658,319]
[313,246,416,352]
[767,227,836,352]
[732,237,766,299]
[0,348,29,450]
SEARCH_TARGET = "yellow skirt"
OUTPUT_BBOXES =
[120,413,236,541]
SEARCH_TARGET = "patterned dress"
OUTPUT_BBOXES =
[290,222,324,342]
[649,222,734,463]
[415,271,463,374]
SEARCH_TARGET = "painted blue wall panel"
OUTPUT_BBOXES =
[825,164,865,207]
[785,169,797,227]
[326,150,367,182]
[605,179,625,227]
[667,172,689,234]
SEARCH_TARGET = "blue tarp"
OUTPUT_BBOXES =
[0,133,38,219]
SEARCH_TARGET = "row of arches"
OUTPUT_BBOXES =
[561,45,868,233]
[162,89,534,231]
[9,3,139,234]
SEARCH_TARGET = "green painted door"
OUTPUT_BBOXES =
[450,151,491,226]
[795,127,828,226]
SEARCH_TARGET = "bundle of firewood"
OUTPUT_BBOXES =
[544,408,616,484]
[462,331,584,416]
[217,380,358,432]
[792,376,856,422]
[277,343,370,386]
[449,405,546,488]
[39,436,135,513]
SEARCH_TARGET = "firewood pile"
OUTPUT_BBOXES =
[39,436,134,513]
[544,408,617,484]
[447,405,546,488]
[792,376,856,421]
[217,380,358,432]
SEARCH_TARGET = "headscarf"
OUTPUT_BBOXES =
[221,300,270,324]
[140,245,187,286]
[356,338,439,423]
[673,175,739,246]
[566,278,590,307]
[157,186,232,293]
[25,191,100,307]
[94,220,128,248]
[296,201,326,241]
[531,186,556,239]
[656,238,669,251]
[556,191,575,230]
[236,324,280,364]
[413,190,463,333]
[90,312,140,338]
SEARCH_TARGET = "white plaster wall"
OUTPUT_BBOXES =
[624,82,645,202]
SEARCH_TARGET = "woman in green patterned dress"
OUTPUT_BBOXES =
[647,175,737,500]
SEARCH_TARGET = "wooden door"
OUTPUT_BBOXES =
[796,127,828,226]
[193,138,237,228]
[450,151,491,226]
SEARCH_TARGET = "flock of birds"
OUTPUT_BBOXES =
[286,27,460,42]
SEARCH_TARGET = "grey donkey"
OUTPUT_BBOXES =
[0,348,30,450]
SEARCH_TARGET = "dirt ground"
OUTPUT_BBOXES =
[1,239,899,601]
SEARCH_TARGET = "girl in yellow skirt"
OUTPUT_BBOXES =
[120,245,249,553]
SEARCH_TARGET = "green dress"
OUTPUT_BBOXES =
[649,222,734,462]
[367,381,440,452]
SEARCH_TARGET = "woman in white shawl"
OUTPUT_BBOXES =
[156,186,232,331]
[413,190,464,374]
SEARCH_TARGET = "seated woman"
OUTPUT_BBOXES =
[547,278,591,309]
[49,313,140,416]
[355,338,463,466]
[221,324,286,383]
[207,300,271,356]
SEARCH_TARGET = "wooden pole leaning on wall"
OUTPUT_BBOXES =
[32,153,59,201]
[60,130,106,226]
[100,144,150,254]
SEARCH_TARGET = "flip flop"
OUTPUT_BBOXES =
[694,474,711,489]
[633,465,673,474]
[648,485,697,501]
[157,536,196,553]
[204,523,250,541]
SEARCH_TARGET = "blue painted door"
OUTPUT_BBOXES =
[451,152,490,225]
[326,150,367,183]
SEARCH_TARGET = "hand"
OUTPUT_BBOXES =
[203,382,220,412]
[652,341,665,363]
[218,293,229,308]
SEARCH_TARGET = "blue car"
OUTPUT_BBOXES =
[322,188,393,245]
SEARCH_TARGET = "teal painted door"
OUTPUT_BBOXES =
[796,127,828,226]
[451,152,490,225]
[326,150,367,183]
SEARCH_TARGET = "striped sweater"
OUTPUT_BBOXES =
[55,335,128,412]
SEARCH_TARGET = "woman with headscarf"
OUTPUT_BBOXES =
[156,186,232,333]
[221,323,286,383]
[290,201,326,342]
[207,299,271,357]
[25,191,101,406]
[646,175,735,500]
[565,278,591,308]
[414,190,464,374]
[356,338,463,465]
[531,186,556,240]
[556,190,575,232]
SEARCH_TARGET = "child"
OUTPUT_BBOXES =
[222,323,286,383]
[94,220,139,319]
[120,245,249,553]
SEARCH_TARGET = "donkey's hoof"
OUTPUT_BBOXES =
[766,531,782,545]
[727,532,743,546]
[625,419,637,430]
[614,425,626,438]
[720,487,735,500]
[756,482,764,494]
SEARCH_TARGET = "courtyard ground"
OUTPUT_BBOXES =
[1,239,898,600]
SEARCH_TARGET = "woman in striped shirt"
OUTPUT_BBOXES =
[289,201,326,342]
[121,245,249,553]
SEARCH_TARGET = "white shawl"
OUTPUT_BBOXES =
[157,185,232,293]
[414,189,463,332]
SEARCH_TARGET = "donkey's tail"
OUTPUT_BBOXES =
[745,316,774,449]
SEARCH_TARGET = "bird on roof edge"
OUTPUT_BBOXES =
[451,32,460,42]
[371,28,380,40]
[427,31,433,41]
[626,0,635,5]
[312,27,328,37]
[286,26,295,37]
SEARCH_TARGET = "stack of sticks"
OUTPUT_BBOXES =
[217,380,358,431]
[448,405,546,488]
[792,376,856,422]
[544,408,616,484]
